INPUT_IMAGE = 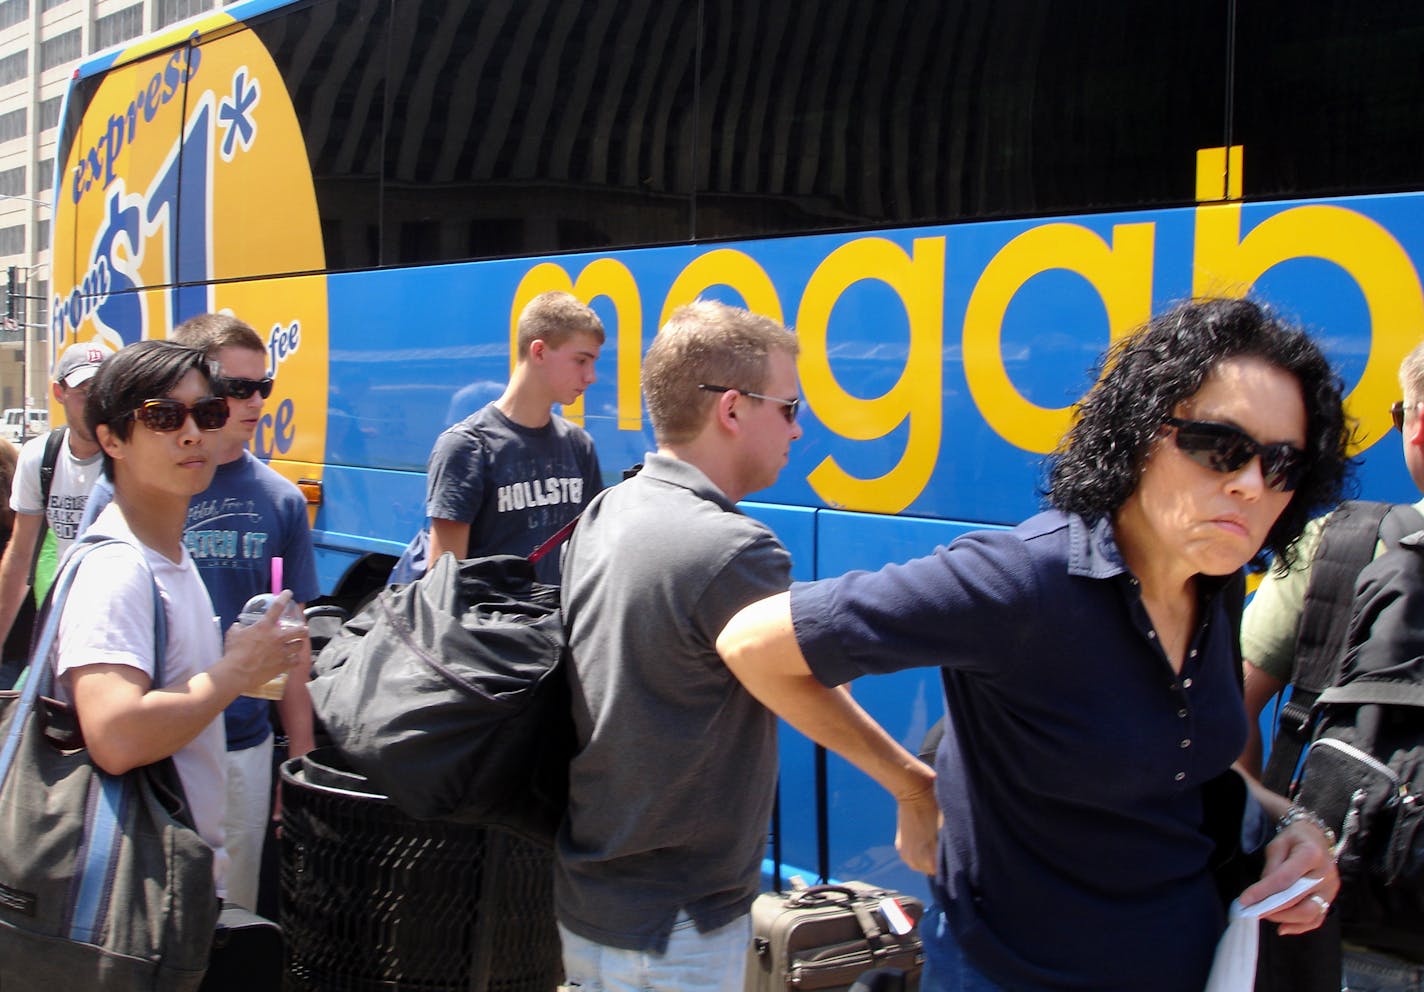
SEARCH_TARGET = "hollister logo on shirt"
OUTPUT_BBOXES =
[496,477,585,513]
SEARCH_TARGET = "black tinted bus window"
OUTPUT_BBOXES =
[382,0,694,265]
[249,0,387,271]
[1235,1,1424,198]
[697,0,1229,239]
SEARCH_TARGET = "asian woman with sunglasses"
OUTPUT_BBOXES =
[49,340,305,918]
[718,298,1352,992]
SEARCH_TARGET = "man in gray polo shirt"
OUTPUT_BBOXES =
[556,299,803,991]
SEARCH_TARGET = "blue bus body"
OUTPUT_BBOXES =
[51,0,1424,901]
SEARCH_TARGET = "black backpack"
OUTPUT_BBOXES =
[308,520,578,845]
[1288,507,1424,961]
[1263,500,1424,792]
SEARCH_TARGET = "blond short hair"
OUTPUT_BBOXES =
[642,299,797,445]
[171,313,264,357]
[1402,339,1424,405]
[516,291,606,361]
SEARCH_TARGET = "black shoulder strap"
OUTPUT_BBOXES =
[1261,500,1410,792]
[1379,501,1424,548]
[38,425,66,508]
[27,426,68,587]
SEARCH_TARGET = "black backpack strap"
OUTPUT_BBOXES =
[26,426,67,587]
[1378,502,1424,549]
[38,425,66,507]
[1317,679,1424,709]
[1262,500,1397,793]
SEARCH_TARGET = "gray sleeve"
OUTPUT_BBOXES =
[694,527,792,647]
[425,427,485,523]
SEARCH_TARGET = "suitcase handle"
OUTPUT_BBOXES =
[787,884,860,907]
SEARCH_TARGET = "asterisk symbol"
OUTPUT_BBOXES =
[218,68,261,159]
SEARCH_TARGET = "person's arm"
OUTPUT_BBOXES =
[1238,813,1340,934]
[67,593,305,775]
[428,518,469,563]
[424,423,484,564]
[1235,517,1324,778]
[1238,662,1287,780]
[717,592,939,874]
[0,511,42,645]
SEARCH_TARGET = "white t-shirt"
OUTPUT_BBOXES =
[11,428,105,557]
[53,505,229,894]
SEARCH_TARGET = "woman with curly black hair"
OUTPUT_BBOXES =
[1049,296,1351,574]
[719,297,1351,992]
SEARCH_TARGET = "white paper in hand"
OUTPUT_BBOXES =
[1203,875,1322,992]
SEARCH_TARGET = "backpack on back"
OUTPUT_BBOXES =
[1262,501,1424,793]
[1286,507,1424,961]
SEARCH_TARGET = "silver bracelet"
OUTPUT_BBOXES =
[1277,804,1338,850]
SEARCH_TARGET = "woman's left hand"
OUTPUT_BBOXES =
[1238,819,1340,935]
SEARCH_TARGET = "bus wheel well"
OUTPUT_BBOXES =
[315,553,396,616]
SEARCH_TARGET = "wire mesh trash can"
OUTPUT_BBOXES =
[280,747,561,991]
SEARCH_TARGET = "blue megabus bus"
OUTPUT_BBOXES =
[50,0,1424,902]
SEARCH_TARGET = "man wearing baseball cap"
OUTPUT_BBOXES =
[0,341,113,684]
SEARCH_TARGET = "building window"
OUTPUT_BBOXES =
[34,218,47,250]
[37,95,60,131]
[38,28,79,71]
[156,0,209,28]
[0,0,29,31]
[0,225,24,255]
[0,165,22,196]
[35,157,50,191]
[39,0,68,11]
[0,49,25,85]
[0,108,25,142]
[95,4,144,50]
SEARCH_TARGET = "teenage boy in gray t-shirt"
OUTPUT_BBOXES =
[424,291,604,584]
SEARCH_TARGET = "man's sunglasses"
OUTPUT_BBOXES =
[1390,400,1422,433]
[124,397,231,433]
[220,376,274,400]
[697,383,800,424]
[1164,417,1306,493]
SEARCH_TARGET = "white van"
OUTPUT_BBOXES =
[0,408,48,444]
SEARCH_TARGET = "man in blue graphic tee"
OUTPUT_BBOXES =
[424,291,605,584]
[81,314,319,911]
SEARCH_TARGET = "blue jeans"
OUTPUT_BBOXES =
[1342,946,1424,992]
[558,913,750,992]
[0,657,23,690]
[919,904,1003,992]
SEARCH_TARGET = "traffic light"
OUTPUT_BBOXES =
[4,266,14,321]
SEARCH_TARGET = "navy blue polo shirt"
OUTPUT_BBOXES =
[791,510,1249,992]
